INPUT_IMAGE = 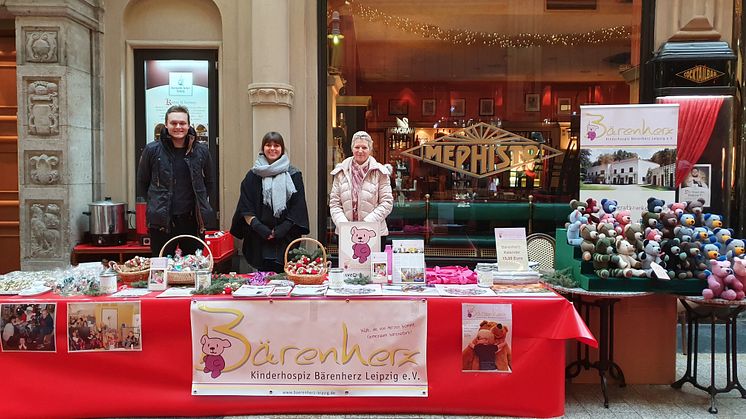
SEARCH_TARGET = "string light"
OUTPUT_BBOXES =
[343,0,631,47]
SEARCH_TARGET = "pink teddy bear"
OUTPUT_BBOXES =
[703,259,738,300]
[201,334,231,379]
[729,257,746,300]
[613,210,632,235]
[351,226,377,264]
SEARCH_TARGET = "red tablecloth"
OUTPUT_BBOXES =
[0,292,595,418]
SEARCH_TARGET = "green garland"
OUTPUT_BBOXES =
[540,268,579,288]
[344,273,371,285]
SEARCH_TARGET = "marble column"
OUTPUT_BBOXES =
[6,0,103,269]
[248,0,294,154]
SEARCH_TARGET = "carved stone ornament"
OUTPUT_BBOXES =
[29,153,61,185]
[28,202,62,258]
[26,80,60,136]
[25,28,59,63]
[248,83,295,107]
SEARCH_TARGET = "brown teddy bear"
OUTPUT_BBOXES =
[461,321,512,371]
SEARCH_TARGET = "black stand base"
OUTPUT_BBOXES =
[672,298,746,414]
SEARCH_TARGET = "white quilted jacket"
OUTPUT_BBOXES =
[329,156,394,235]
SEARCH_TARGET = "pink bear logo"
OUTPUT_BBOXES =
[201,334,231,379]
[350,226,376,264]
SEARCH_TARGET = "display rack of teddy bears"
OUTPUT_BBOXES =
[557,197,745,300]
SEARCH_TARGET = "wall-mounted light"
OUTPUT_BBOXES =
[328,11,344,45]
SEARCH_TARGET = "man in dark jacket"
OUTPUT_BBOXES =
[137,105,216,256]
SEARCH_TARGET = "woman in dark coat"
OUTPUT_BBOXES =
[230,132,310,272]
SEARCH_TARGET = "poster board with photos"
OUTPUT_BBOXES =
[462,303,513,372]
[494,228,529,271]
[338,222,381,278]
[392,239,426,283]
[580,104,679,213]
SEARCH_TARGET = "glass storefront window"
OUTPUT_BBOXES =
[324,0,640,259]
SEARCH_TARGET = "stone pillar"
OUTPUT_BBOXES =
[7,0,103,269]
[655,0,733,47]
[248,0,293,154]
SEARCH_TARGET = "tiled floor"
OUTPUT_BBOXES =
[213,354,745,419]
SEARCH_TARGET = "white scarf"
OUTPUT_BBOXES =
[251,154,296,217]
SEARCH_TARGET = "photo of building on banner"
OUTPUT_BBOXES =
[191,299,428,397]
[461,303,512,373]
[580,104,678,213]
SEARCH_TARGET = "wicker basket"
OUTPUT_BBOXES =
[109,260,151,285]
[159,234,214,285]
[116,269,151,285]
[284,237,330,285]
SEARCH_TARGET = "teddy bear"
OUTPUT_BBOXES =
[567,199,588,226]
[579,223,599,261]
[583,197,601,224]
[703,213,725,231]
[613,209,632,235]
[725,238,745,261]
[599,198,618,222]
[566,199,588,246]
[645,227,662,242]
[686,198,707,225]
[638,239,663,277]
[614,238,646,278]
[623,223,645,253]
[593,236,619,279]
[597,222,618,240]
[491,323,512,371]
[661,238,687,279]
[712,228,734,255]
[674,224,695,243]
[667,201,688,217]
[659,212,679,239]
[462,321,511,371]
[703,259,738,300]
[692,226,714,244]
[641,197,665,230]
[201,334,231,379]
[350,226,377,264]
[676,241,699,279]
[729,258,746,300]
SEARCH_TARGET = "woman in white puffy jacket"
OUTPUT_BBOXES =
[329,131,394,237]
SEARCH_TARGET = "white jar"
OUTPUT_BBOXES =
[328,268,345,289]
[99,271,118,294]
[476,266,494,288]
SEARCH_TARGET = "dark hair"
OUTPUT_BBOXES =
[261,131,285,156]
[165,105,190,124]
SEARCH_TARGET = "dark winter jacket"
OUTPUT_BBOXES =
[229,166,310,271]
[136,127,216,232]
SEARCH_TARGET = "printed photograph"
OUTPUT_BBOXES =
[67,302,142,352]
[1,303,57,352]
[679,164,711,207]
[462,303,512,373]
[399,267,425,283]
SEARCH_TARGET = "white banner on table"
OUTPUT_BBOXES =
[190,299,428,397]
[580,104,678,212]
